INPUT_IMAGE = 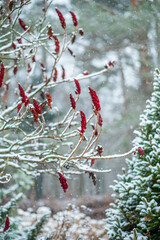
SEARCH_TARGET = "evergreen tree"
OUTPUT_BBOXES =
[106,69,160,240]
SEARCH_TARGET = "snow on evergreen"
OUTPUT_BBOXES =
[106,69,160,240]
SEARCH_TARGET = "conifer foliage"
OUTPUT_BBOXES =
[106,69,160,239]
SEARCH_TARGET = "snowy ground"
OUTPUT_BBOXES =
[17,205,108,239]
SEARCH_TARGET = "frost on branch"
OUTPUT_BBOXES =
[0,1,134,193]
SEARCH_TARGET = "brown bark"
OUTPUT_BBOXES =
[138,44,152,96]
[130,0,138,7]
[118,50,128,112]
[154,0,160,66]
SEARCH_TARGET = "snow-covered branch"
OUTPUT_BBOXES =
[0,1,131,192]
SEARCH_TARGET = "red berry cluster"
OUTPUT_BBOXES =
[18,84,30,106]
[134,147,145,156]
[0,62,5,88]
[58,172,68,192]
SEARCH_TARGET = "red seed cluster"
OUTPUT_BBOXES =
[79,28,84,36]
[91,159,95,167]
[0,62,5,88]
[17,103,22,113]
[32,55,36,62]
[40,63,46,72]
[53,68,58,82]
[138,147,145,156]
[105,61,115,69]
[12,42,16,50]
[69,11,78,27]
[18,84,26,99]
[88,87,101,112]
[61,65,65,79]
[55,8,66,29]
[71,34,76,44]
[74,79,81,95]
[30,107,38,123]
[3,216,10,232]
[47,26,53,39]
[18,84,30,106]
[70,93,76,110]
[13,65,18,75]
[40,102,47,111]
[108,61,115,67]
[53,35,60,54]
[46,92,52,109]
[27,63,31,73]
[68,48,75,57]
[98,113,103,127]
[18,18,28,31]
[58,172,68,192]
[83,71,89,75]
[33,99,42,114]
[17,37,22,44]
[96,145,103,156]
[91,123,98,136]
[134,147,145,156]
[79,111,87,133]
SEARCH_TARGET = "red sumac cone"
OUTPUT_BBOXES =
[108,61,115,67]
[69,11,78,27]
[58,172,68,192]
[70,93,76,109]
[137,147,145,156]
[30,107,39,123]
[12,42,16,49]
[32,55,36,62]
[0,62,5,88]
[47,26,53,39]
[53,68,58,82]
[17,103,22,114]
[3,216,10,232]
[18,84,30,106]
[68,48,75,57]
[53,35,60,54]
[91,159,95,167]
[46,92,52,109]
[61,66,65,79]
[88,87,101,112]
[74,79,81,95]
[134,147,145,156]
[71,34,76,44]
[13,65,18,75]
[18,18,28,31]
[33,99,42,114]
[40,63,46,72]
[55,8,66,29]
[79,110,87,133]
[17,37,22,44]
[98,113,103,127]
[27,63,31,73]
